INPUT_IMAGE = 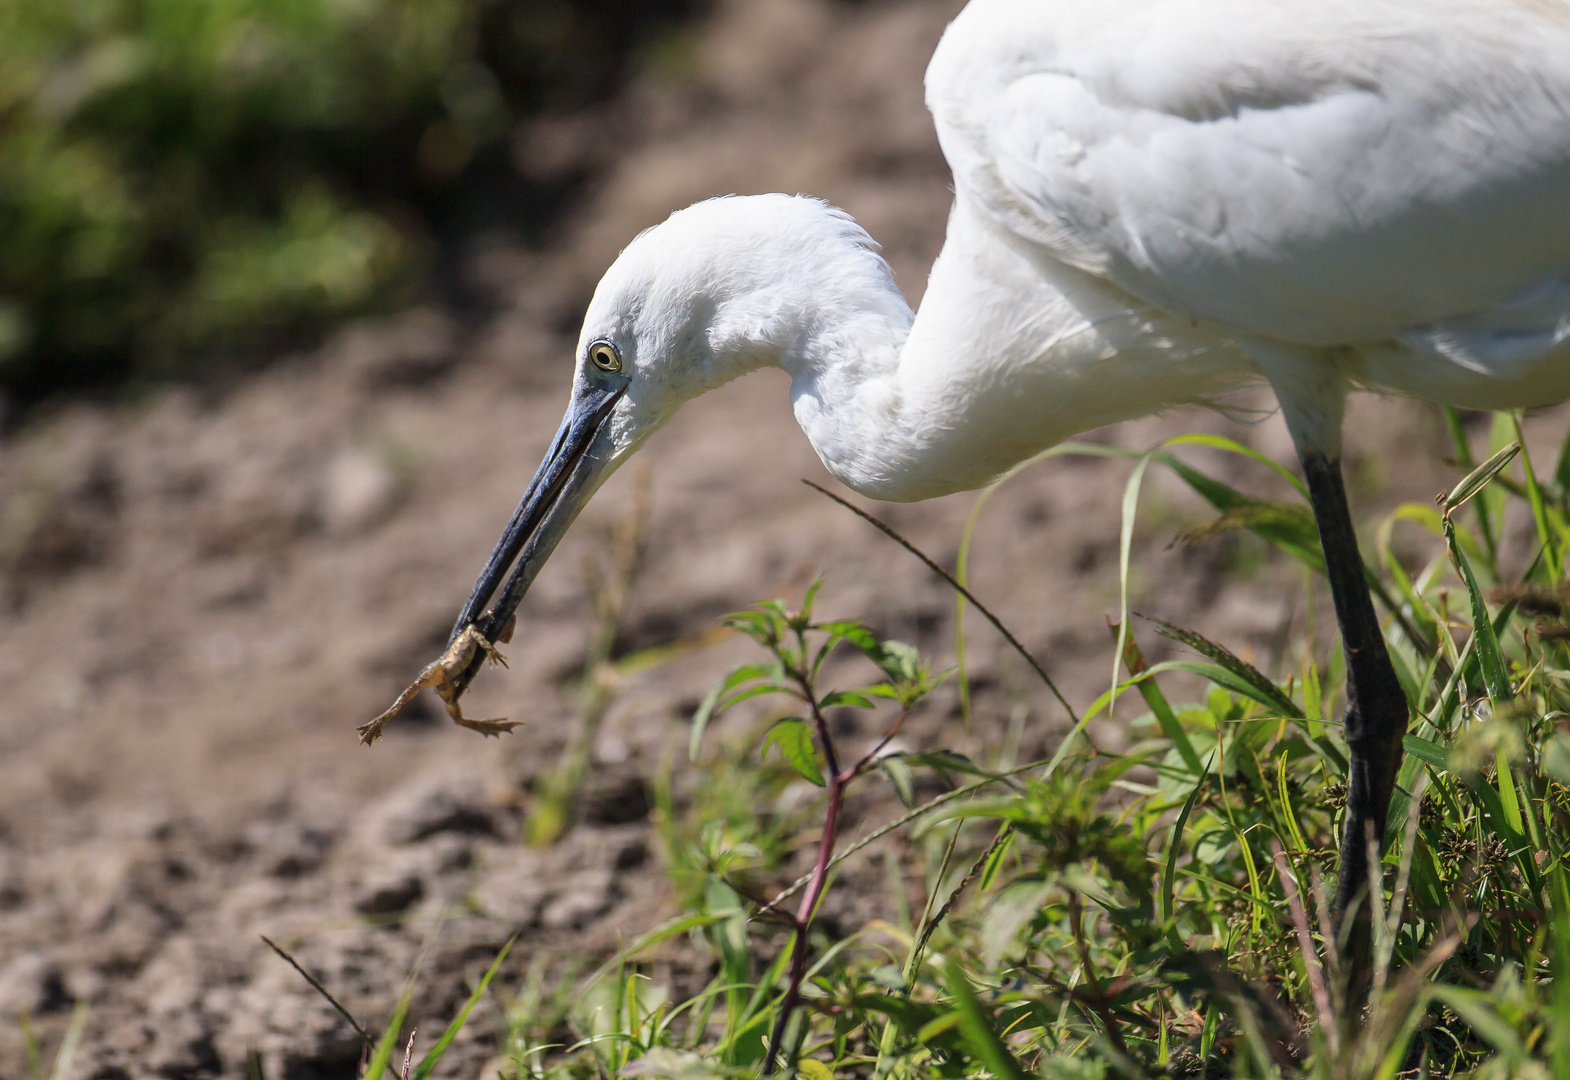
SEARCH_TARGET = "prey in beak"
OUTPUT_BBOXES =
[359,351,629,745]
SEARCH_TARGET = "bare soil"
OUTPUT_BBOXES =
[0,2,1562,1077]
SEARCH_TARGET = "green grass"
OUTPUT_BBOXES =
[275,405,1570,1078]
[0,0,698,403]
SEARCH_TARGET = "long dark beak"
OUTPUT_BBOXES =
[444,378,626,700]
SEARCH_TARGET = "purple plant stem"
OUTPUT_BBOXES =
[763,679,850,1074]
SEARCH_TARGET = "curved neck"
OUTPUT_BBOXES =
[777,199,1257,502]
[779,296,919,498]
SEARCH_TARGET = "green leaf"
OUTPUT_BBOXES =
[1113,445,1164,702]
[978,827,1016,892]
[915,1012,964,1043]
[852,995,967,1055]
[879,757,916,807]
[1158,451,1323,574]
[1442,406,1476,468]
[799,576,823,623]
[1495,744,1525,839]
[899,749,998,781]
[1402,733,1449,772]
[1173,499,1321,559]
[722,608,780,646]
[588,914,727,987]
[1115,623,1205,774]
[410,935,516,1080]
[1554,421,1570,495]
[761,718,826,786]
[689,663,778,761]
[796,1059,834,1080]
[873,640,924,684]
[1463,773,1527,853]
[813,619,882,655]
[1513,414,1563,581]
[820,689,877,709]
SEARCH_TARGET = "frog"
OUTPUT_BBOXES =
[357,615,520,745]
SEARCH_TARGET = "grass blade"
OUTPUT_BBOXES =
[364,993,411,1080]
[943,960,1030,1080]
[45,1001,88,1080]
[1113,445,1165,706]
[1111,621,1204,774]
[1402,734,1449,772]
[1141,615,1302,718]
[410,935,517,1080]
[1275,751,1310,854]
[589,914,726,988]
[1441,506,1512,702]
[1443,442,1520,515]
[1512,412,1562,581]
[1163,768,1209,942]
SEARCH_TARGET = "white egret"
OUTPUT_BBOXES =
[368,0,1570,976]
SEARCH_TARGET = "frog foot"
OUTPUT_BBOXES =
[358,623,518,746]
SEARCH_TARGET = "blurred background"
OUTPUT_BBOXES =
[0,1,1554,1077]
[0,0,699,412]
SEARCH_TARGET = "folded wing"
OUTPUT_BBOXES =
[929,0,1570,359]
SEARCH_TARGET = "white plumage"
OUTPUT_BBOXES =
[409,0,1570,967]
[937,1,1570,339]
[574,0,1570,500]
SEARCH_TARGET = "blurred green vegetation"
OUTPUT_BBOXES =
[0,0,699,406]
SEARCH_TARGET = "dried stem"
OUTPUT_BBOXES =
[913,823,1013,962]
[803,480,1078,723]
[1271,844,1337,1049]
[401,1029,417,1080]
[261,935,373,1048]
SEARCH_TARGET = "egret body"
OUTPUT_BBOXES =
[375,0,1570,980]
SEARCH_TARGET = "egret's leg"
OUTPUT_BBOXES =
[1297,450,1409,991]
[1256,346,1410,994]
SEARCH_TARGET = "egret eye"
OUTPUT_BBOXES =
[588,341,622,373]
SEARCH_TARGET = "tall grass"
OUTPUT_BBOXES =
[284,406,1570,1078]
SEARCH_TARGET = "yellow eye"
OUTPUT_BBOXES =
[588,341,621,373]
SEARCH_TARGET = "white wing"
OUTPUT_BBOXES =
[927,0,1570,357]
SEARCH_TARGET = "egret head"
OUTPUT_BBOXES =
[444,193,903,671]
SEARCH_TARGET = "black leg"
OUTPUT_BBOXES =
[1298,452,1409,997]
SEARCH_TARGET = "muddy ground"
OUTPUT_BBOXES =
[0,2,1563,1077]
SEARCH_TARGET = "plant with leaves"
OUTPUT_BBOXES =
[690,582,952,1071]
[302,404,1570,1080]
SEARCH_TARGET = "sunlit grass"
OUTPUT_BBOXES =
[269,405,1570,1079]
